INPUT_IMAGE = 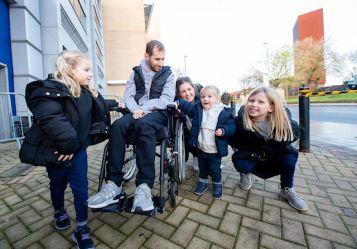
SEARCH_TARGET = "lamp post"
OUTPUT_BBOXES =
[184,55,188,76]
[263,42,269,73]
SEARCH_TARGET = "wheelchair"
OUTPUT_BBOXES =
[93,104,186,216]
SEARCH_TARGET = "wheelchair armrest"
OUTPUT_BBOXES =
[109,106,130,115]
[167,104,177,110]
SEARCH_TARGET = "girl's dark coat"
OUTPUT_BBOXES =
[19,76,111,167]
[230,108,300,161]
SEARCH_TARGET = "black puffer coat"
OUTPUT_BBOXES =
[19,76,111,167]
[230,108,300,161]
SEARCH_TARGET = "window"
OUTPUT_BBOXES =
[97,66,104,79]
[69,0,86,30]
[96,42,103,65]
[94,6,100,29]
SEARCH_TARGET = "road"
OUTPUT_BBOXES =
[288,104,357,151]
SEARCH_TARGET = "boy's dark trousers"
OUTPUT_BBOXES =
[46,149,88,222]
[197,150,222,182]
[232,152,297,188]
[106,111,168,188]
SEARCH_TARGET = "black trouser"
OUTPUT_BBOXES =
[106,111,168,188]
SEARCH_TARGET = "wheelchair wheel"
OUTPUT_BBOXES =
[169,180,177,207]
[98,142,109,191]
[122,145,137,182]
[175,119,185,182]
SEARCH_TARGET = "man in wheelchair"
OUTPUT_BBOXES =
[88,40,175,213]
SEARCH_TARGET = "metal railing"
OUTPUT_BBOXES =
[0,92,32,149]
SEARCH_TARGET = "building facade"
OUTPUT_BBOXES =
[102,0,160,98]
[293,8,326,85]
[1,0,106,140]
[8,0,106,97]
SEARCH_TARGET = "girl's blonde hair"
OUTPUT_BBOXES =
[54,50,98,98]
[200,85,221,99]
[243,86,294,141]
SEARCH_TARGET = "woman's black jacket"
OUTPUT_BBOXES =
[230,108,300,161]
[19,76,112,167]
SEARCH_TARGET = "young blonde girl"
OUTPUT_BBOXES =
[230,86,308,211]
[20,51,112,248]
[176,85,236,199]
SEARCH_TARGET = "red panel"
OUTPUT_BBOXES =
[298,8,324,41]
[297,8,325,84]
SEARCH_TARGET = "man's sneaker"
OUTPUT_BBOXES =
[194,181,208,195]
[280,187,308,211]
[213,183,223,199]
[71,226,94,249]
[87,181,122,208]
[239,173,252,190]
[192,157,199,171]
[131,183,154,212]
[54,209,71,230]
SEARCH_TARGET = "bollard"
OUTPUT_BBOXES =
[298,87,310,152]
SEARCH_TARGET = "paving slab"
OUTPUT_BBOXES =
[0,141,357,248]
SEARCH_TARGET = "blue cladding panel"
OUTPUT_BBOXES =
[0,0,14,93]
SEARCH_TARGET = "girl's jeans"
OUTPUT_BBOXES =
[46,149,88,222]
[232,152,297,189]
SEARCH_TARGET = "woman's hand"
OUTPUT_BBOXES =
[215,128,223,136]
[54,151,74,161]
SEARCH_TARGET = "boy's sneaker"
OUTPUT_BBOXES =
[194,181,208,195]
[192,157,199,171]
[212,183,223,199]
[131,183,154,212]
[239,173,252,190]
[87,181,122,208]
[54,209,71,230]
[71,226,94,249]
[280,187,308,211]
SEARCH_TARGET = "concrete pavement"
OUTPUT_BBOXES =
[0,140,357,249]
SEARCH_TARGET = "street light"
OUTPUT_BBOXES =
[263,42,270,86]
[184,55,188,76]
[263,42,269,73]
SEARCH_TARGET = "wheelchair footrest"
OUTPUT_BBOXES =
[91,192,127,213]
[125,196,165,216]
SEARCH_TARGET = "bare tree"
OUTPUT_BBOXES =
[267,45,294,87]
[293,38,343,88]
[348,50,357,64]
[173,67,184,78]
[239,68,264,96]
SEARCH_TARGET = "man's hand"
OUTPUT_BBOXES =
[133,109,144,119]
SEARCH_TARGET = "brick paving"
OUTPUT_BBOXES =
[0,141,357,249]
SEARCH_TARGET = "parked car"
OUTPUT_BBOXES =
[346,79,357,90]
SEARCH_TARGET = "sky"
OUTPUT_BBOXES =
[148,0,357,92]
